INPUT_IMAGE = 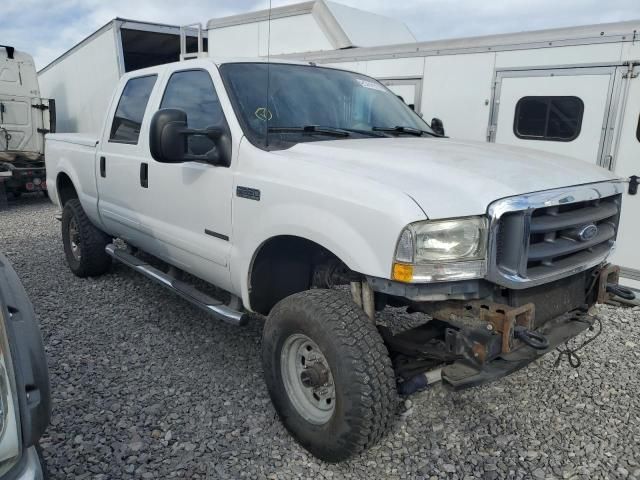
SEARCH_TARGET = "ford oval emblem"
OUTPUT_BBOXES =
[577,224,598,242]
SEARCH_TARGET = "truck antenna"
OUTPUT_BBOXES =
[265,0,272,148]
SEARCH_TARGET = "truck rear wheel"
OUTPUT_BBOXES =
[61,199,111,277]
[262,289,397,462]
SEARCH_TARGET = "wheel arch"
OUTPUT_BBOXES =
[55,171,78,207]
[246,235,355,315]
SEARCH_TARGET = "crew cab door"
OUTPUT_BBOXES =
[96,74,158,243]
[140,67,234,290]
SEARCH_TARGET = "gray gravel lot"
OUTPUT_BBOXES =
[1,195,639,479]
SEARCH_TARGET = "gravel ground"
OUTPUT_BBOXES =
[1,195,639,480]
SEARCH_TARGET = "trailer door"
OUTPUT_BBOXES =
[608,63,640,289]
[0,95,37,157]
[379,79,423,113]
[489,67,617,167]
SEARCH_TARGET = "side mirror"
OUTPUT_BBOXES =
[149,108,230,165]
[430,117,445,136]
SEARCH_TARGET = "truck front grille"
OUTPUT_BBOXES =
[487,182,623,289]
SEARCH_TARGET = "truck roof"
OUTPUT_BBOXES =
[0,46,35,64]
[118,56,323,79]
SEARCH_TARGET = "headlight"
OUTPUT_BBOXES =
[393,216,488,283]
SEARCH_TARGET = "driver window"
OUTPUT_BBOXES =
[160,70,228,155]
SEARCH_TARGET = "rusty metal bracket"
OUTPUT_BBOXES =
[483,302,535,354]
[596,264,620,304]
[416,300,535,354]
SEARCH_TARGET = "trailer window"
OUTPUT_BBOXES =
[120,29,208,72]
[514,96,583,142]
[110,75,157,144]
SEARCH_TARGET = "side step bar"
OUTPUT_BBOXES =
[105,244,248,326]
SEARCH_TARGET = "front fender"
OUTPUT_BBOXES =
[231,196,425,311]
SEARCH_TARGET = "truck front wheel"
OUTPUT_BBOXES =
[262,289,397,462]
[61,199,112,277]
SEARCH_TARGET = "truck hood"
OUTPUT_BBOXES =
[275,137,620,219]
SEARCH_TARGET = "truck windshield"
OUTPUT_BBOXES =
[219,62,434,149]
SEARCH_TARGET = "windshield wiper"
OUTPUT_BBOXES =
[267,125,350,137]
[372,126,441,137]
[337,128,387,138]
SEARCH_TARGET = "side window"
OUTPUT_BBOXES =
[514,96,584,142]
[160,70,228,155]
[109,75,157,144]
[636,113,640,142]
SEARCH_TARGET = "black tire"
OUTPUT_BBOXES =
[262,289,397,462]
[61,199,112,277]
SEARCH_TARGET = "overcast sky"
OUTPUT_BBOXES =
[2,0,639,70]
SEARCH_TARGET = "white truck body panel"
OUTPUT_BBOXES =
[38,19,208,135]
[45,135,101,223]
[206,0,415,58]
[38,27,120,135]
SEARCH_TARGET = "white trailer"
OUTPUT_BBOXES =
[206,3,640,290]
[38,19,207,135]
[0,45,54,198]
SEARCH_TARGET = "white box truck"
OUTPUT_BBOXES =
[38,19,207,135]
[0,45,54,199]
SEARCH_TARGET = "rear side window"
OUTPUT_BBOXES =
[160,69,228,155]
[110,75,157,144]
[514,96,583,142]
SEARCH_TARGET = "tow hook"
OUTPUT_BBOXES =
[513,326,549,350]
[606,283,636,301]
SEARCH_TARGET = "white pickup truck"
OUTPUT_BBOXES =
[45,58,632,462]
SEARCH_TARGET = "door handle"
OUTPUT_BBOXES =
[140,162,148,188]
[99,156,106,178]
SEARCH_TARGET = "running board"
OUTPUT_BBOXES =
[105,244,248,326]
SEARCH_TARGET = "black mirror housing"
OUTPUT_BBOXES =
[431,117,445,136]
[150,109,189,163]
[149,108,231,166]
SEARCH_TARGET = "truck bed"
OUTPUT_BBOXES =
[45,133,99,212]
[46,133,99,148]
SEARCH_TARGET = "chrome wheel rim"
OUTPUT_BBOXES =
[281,333,336,425]
[68,217,81,261]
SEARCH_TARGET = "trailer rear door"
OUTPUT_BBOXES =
[0,95,42,158]
[489,66,618,167]
[608,64,640,289]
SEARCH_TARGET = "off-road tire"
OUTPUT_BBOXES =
[262,289,397,462]
[61,199,111,277]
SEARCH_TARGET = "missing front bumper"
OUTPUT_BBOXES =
[440,310,595,390]
[383,263,624,393]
